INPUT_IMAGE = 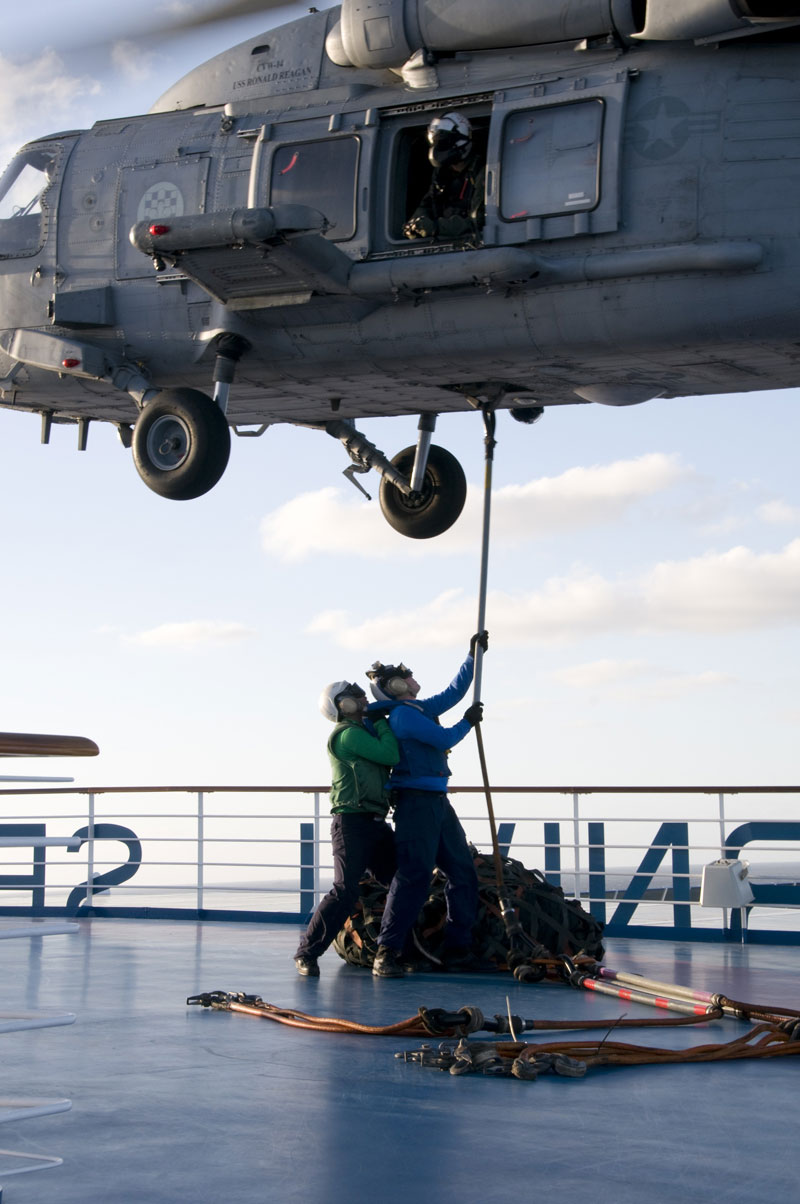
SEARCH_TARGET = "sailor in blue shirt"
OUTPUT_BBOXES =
[366,633,487,978]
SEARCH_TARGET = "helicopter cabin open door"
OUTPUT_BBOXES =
[483,68,630,247]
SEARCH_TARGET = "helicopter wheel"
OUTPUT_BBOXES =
[132,389,231,501]
[379,444,466,539]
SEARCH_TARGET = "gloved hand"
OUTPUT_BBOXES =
[369,705,390,720]
[469,630,489,657]
[403,214,435,239]
[463,702,483,727]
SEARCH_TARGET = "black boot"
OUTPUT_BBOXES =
[372,945,405,978]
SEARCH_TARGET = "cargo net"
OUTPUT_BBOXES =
[333,848,605,970]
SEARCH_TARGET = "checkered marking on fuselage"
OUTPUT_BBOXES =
[137,182,185,221]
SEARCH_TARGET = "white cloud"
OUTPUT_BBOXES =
[260,453,688,562]
[110,41,164,84]
[0,51,100,162]
[643,539,800,631]
[489,452,688,539]
[306,539,800,647]
[550,658,735,700]
[550,659,652,689]
[679,669,736,690]
[260,487,384,562]
[758,500,800,525]
[306,574,631,649]
[126,620,257,648]
[307,590,470,651]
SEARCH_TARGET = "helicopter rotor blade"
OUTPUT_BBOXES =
[147,0,310,37]
[8,2,312,60]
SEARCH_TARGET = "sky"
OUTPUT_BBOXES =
[1,3,799,798]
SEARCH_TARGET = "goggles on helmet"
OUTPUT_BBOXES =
[367,662,412,688]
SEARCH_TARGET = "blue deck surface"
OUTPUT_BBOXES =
[1,918,798,1204]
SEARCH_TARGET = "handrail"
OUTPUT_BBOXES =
[0,784,796,944]
[0,784,797,794]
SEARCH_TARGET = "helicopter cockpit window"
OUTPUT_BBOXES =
[500,100,602,222]
[270,137,359,241]
[0,146,56,258]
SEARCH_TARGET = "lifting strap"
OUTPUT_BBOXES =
[402,1021,800,1080]
[186,991,722,1036]
[186,989,800,1081]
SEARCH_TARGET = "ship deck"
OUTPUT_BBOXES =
[2,917,798,1204]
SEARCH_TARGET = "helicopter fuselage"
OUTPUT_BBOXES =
[0,5,798,525]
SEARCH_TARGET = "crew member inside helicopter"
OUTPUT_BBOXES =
[403,112,485,242]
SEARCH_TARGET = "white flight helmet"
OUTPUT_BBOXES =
[428,112,472,167]
[319,681,366,723]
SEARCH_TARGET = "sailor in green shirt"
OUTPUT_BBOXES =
[294,680,400,976]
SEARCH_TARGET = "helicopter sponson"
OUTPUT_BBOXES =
[0,0,798,536]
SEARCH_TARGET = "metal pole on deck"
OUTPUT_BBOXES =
[472,408,505,888]
[472,407,549,979]
[472,407,495,707]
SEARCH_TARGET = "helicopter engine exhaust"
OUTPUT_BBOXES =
[327,0,800,70]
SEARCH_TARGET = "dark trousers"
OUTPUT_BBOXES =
[295,812,396,959]
[378,789,478,954]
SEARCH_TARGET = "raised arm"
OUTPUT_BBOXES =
[334,718,399,766]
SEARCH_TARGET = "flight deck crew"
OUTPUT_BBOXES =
[365,633,488,979]
[403,112,485,242]
[293,681,399,977]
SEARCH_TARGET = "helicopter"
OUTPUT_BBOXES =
[1,0,800,538]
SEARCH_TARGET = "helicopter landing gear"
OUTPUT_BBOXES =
[322,415,467,539]
[379,444,466,539]
[132,388,231,500]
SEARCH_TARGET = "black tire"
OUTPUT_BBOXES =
[132,389,231,501]
[379,444,466,539]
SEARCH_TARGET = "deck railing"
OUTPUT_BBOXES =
[0,784,797,943]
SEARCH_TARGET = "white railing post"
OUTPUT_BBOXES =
[84,793,95,908]
[313,792,321,902]
[718,791,728,929]
[197,791,204,913]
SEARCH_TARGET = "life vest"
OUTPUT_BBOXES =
[390,707,450,788]
[327,722,391,817]
[426,156,484,223]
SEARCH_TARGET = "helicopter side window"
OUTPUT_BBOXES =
[0,147,56,258]
[500,100,602,222]
[270,137,360,241]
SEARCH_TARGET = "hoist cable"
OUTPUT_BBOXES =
[470,406,550,975]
